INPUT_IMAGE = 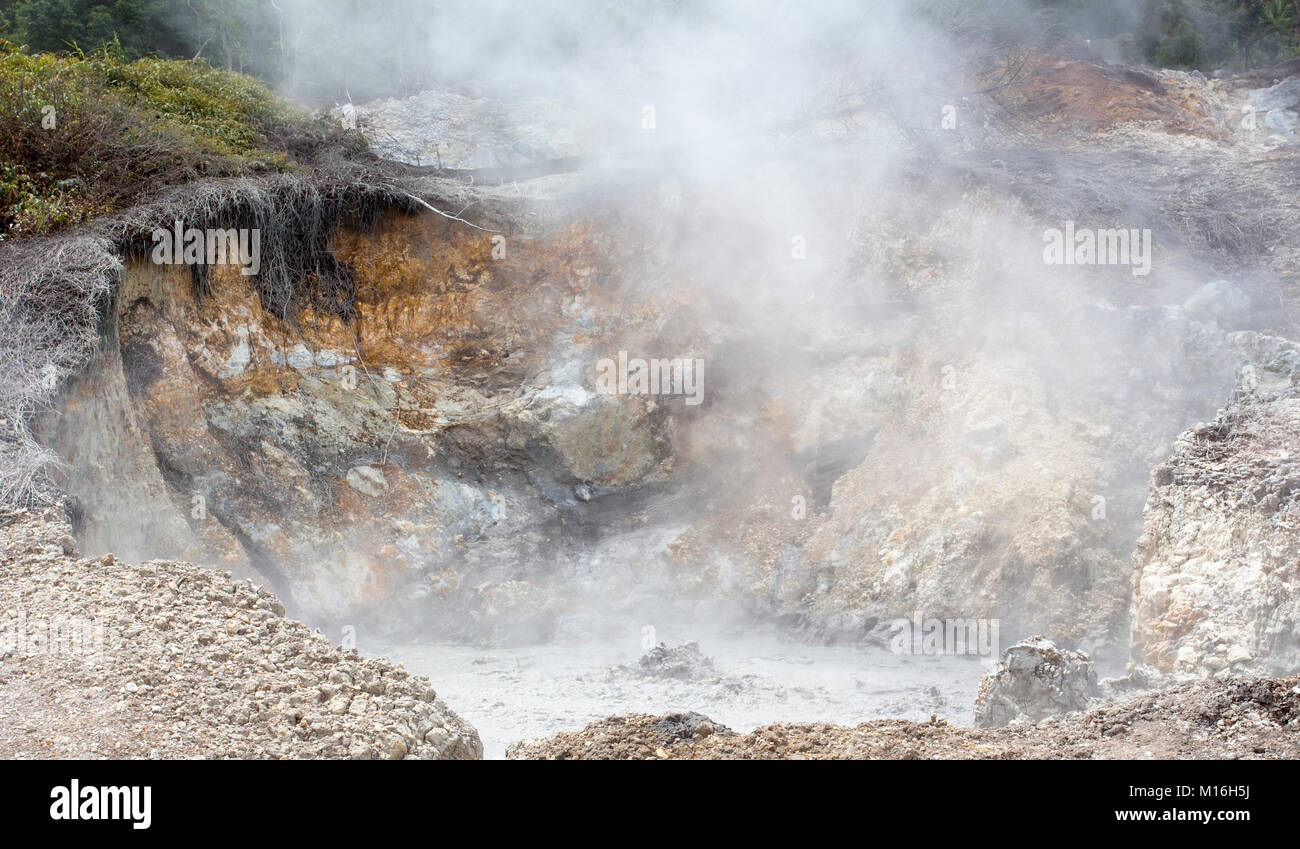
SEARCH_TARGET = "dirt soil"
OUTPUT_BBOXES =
[507,676,1300,759]
[0,507,481,759]
[987,53,1225,139]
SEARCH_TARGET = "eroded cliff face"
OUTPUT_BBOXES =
[1132,345,1300,679]
[34,171,1275,657]
[38,203,716,638]
[657,190,1264,662]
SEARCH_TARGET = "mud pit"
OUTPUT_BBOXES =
[387,631,987,759]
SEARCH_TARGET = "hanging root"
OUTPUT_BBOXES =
[0,235,120,506]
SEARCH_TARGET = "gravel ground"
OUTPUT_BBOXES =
[0,506,481,759]
[507,676,1300,759]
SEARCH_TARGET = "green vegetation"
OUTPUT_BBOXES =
[0,0,439,101]
[0,0,284,79]
[0,39,356,237]
[0,0,1294,240]
[4,1,1298,88]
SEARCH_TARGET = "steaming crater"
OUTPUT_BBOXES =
[20,45,1300,761]
[38,65,1297,665]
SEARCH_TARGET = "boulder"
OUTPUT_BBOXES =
[346,465,389,497]
[634,641,716,681]
[1264,108,1299,136]
[973,636,1098,727]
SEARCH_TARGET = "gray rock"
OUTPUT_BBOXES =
[647,712,729,745]
[973,636,1098,728]
[634,641,716,681]
[1247,76,1300,112]
[1264,108,1299,136]
[1132,347,1300,679]
[354,90,579,169]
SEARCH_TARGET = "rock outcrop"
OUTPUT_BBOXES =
[27,58,1300,658]
[33,169,1283,655]
[36,199,700,637]
[1131,346,1300,679]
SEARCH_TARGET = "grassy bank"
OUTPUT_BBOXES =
[0,41,361,238]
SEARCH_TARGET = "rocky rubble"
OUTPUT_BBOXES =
[348,90,581,169]
[0,507,481,759]
[508,674,1300,759]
